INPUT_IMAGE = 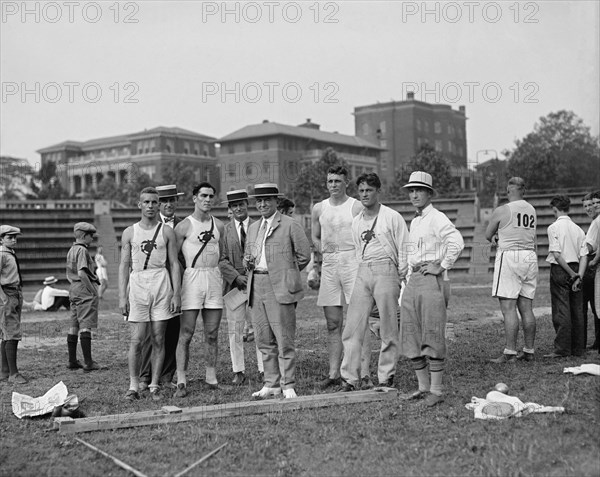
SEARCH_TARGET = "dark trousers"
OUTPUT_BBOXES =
[47,296,70,312]
[139,315,180,384]
[550,264,584,356]
[582,265,599,347]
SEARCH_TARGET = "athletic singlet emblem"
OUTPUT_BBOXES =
[198,230,215,244]
[141,240,157,255]
[361,229,376,244]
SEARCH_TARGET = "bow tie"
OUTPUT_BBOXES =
[414,210,422,219]
[164,217,174,223]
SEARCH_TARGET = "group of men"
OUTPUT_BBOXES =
[3,172,598,407]
[486,181,600,363]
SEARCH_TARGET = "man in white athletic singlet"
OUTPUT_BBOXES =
[173,182,225,397]
[486,177,538,363]
[119,187,182,401]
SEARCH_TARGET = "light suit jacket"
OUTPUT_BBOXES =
[245,212,311,305]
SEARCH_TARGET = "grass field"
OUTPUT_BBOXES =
[1,274,599,477]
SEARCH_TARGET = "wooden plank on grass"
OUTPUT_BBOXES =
[54,389,397,434]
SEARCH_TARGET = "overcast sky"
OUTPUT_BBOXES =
[2,0,598,169]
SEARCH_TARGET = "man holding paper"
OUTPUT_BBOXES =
[219,189,263,385]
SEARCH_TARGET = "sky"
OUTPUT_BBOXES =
[1,0,599,170]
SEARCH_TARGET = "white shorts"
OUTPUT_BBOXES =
[181,267,223,310]
[492,249,538,300]
[128,268,175,322]
[317,250,358,307]
[96,267,108,281]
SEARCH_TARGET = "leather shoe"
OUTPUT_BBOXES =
[361,376,374,389]
[424,393,444,407]
[252,386,282,399]
[543,352,567,358]
[205,381,219,390]
[340,381,356,392]
[83,361,104,372]
[8,373,28,384]
[174,383,188,398]
[318,377,341,390]
[67,360,83,370]
[516,351,534,362]
[379,375,395,387]
[283,388,297,399]
[124,389,139,401]
[232,372,246,386]
[489,354,517,363]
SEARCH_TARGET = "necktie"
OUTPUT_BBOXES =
[9,248,22,286]
[164,216,174,223]
[414,210,422,219]
[254,220,268,264]
[239,221,246,250]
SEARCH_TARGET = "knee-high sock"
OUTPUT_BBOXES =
[429,357,445,396]
[411,356,430,392]
[80,331,92,365]
[67,334,78,364]
[5,340,19,376]
[1,340,9,375]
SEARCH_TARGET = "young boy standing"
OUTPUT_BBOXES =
[66,222,103,371]
[0,225,27,384]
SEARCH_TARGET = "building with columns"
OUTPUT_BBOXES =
[218,119,383,199]
[37,127,218,198]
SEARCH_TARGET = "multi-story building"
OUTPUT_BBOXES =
[354,92,470,186]
[37,127,217,197]
[218,119,383,198]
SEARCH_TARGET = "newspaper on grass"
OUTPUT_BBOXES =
[563,364,600,376]
[223,287,247,311]
[465,390,565,421]
[12,381,70,419]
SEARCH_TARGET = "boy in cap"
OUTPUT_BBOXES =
[0,225,27,384]
[400,171,464,407]
[66,222,103,371]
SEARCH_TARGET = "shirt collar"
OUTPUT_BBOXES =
[417,204,434,218]
[556,215,571,222]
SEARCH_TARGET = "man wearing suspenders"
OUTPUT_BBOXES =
[486,177,538,363]
[119,187,182,401]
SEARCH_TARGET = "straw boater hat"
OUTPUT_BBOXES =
[0,225,22,236]
[249,183,284,198]
[43,276,58,286]
[223,189,249,205]
[402,171,435,192]
[156,184,184,199]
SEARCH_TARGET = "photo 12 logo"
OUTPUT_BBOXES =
[2,82,140,104]
[401,82,540,104]
[400,1,540,23]
[201,1,340,23]
[1,1,140,24]
[202,81,340,104]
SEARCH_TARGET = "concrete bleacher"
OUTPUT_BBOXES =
[486,191,592,273]
[0,201,96,287]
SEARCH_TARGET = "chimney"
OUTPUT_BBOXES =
[459,106,465,114]
[298,118,320,130]
[262,119,269,123]
[407,91,415,100]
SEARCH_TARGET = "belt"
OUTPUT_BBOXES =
[1,284,21,291]
[253,270,269,275]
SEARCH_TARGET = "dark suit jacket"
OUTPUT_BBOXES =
[246,212,311,305]
[219,218,255,294]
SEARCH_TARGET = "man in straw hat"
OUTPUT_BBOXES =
[244,183,311,399]
[66,222,103,372]
[138,184,185,391]
[0,225,27,384]
[40,276,70,311]
[486,177,538,363]
[399,171,464,407]
[219,189,264,386]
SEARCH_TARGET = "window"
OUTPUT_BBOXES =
[379,121,386,135]
[435,140,442,152]
[434,122,441,134]
[245,142,252,153]
[150,140,156,153]
[447,125,453,136]
[416,119,422,131]
[424,121,430,133]
[262,139,269,150]
[227,144,234,154]
[183,141,190,155]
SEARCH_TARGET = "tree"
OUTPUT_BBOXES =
[0,156,37,200]
[160,160,199,206]
[290,147,352,213]
[385,145,458,199]
[34,160,70,200]
[506,110,600,190]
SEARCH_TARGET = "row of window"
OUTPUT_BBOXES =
[366,120,464,139]
[416,138,464,156]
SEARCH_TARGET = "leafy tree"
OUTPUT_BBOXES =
[34,159,70,199]
[160,160,199,206]
[0,156,37,200]
[290,147,352,213]
[476,158,508,207]
[385,145,458,199]
[506,110,600,190]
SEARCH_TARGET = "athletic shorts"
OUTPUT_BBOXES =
[128,268,175,322]
[96,267,108,281]
[492,249,538,300]
[0,287,22,340]
[317,250,358,307]
[69,282,99,329]
[181,267,223,311]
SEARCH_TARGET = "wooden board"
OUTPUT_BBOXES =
[54,388,398,434]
